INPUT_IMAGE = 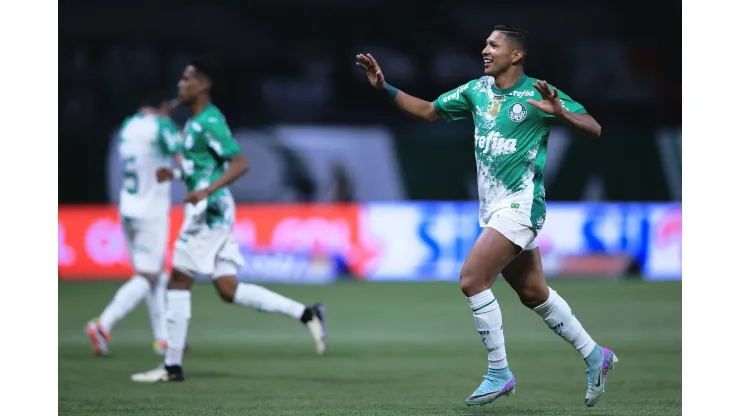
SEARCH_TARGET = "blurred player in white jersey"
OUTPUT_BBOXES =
[87,93,182,357]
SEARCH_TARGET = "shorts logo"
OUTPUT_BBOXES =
[510,203,520,209]
[508,102,527,122]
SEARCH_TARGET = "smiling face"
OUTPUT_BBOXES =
[481,30,525,77]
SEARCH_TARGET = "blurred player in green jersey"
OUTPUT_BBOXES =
[132,57,326,384]
[357,25,617,408]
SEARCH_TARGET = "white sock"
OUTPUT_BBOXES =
[164,290,191,367]
[233,283,305,319]
[145,273,168,341]
[533,287,596,359]
[98,275,150,333]
[468,289,508,370]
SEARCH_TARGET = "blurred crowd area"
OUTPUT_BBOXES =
[59,0,680,203]
[60,0,679,131]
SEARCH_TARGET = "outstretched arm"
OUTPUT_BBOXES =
[356,54,440,122]
[554,112,601,138]
[388,89,441,122]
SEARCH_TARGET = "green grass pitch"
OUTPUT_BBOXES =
[59,279,681,415]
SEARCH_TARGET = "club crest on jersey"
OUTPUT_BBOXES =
[508,102,527,122]
[488,95,506,117]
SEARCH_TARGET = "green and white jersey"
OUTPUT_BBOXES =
[118,113,181,219]
[180,103,241,231]
[432,74,587,230]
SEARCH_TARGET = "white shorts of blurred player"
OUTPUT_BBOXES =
[122,216,169,275]
[484,211,539,252]
[172,227,245,278]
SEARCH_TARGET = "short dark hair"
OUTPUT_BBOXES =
[494,24,529,62]
[189,56,222,90]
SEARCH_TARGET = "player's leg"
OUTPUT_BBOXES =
[88,217,159,356]
[142,217,170,355]
[145,273,168,355]
[211,234,327,355]
[460,225,520,406]
[162,267,193,381]
[131,267,193,383]
[501,246,618,407]
[132,224,207,383]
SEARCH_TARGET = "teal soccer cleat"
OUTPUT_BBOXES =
[585,345,619,407]
[465,368,517,406]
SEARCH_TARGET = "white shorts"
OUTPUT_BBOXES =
[172,227,245,279]
[484,212,539,251]
[122,216,169,274]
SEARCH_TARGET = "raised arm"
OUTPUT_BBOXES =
[356,54,440,122]
[389,89,440,122]
[527,80,601,138]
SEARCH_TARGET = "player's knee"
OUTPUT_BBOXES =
[517,284,549,309]
[459,266,486,297]
[168,269,194,290]
[216,286,235,303]
[214,277,238,303]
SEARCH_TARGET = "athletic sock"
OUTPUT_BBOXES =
[468,289,508,370]
[164,290,191,367]
[98,275,150,333]
[533,287,596,359]
[145,273,168,341]
[233,283,306,319]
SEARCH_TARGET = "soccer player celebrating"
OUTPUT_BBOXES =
[131,57,327,383]
[87,94,181,357]
[356,25,617,407]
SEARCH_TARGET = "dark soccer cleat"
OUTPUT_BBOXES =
[301,303,327,355]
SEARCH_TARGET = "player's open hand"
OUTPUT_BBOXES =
[156,167,174,183]
[356,53,386,90]
[184,189,209,205]
[526,80,564,116]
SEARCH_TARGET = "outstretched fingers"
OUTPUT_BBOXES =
[356,54,374,71]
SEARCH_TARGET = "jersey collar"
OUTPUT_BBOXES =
[489,73,529,95]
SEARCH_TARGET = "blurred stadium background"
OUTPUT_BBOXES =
[58,0,682,415]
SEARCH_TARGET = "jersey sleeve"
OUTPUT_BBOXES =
[432,80,475,121]
[203,116,241,159]
[539,88,588,121]
[157,118,182,155]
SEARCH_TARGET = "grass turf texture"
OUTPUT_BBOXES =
[59,279,681,415]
